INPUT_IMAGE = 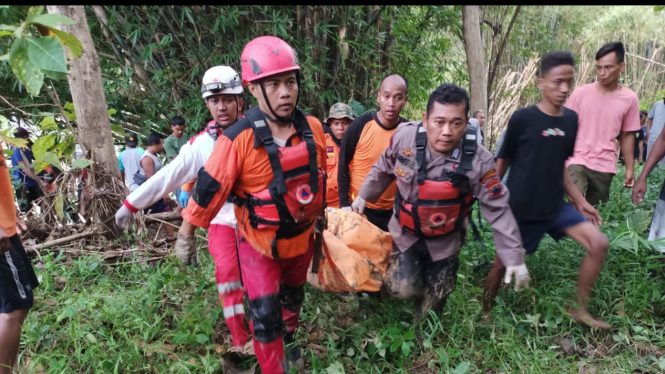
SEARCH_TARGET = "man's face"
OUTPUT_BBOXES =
[596,52,624,87]
[206,94,241,128]
[171,125,185,139]
[328,118,351,141]
[538,64,575,107]
[249,71,298,120]
[422,101,468,154]
[377,76,407,123]
[475,112,485,126]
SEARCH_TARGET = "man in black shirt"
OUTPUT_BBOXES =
[483,51,611,329]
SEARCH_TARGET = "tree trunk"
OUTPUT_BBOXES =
[46,5,121,236]
[462,6,488,145]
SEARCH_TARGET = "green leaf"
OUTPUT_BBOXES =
[401,341,410,356]
[29,14,76,27]
[654,6,664,12]
[0,53,8,61]
[0,25,17,31]
[195,334,208,344]
[0,30,12,37]
[71,158,93,170]
[452,362,471,374]
[39,116,58,131]
[63,102,76,121]
[108,108,117,116]
[26,37,68,73]
[44,27,82,59]
[85,333,97,343]
[32,134,57,160]
[41,151,62,169]
[8,37,44,97]
[3,149,14,158]
[110,124,124,134]
[55,193,64,219]
[26,6,44,23]
[43,69,66,81]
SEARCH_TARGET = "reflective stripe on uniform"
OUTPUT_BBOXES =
[217,280,243,294]
[5,252,27,299]
[223,303,245,318]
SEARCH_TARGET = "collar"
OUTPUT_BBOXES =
[323,126,341,147]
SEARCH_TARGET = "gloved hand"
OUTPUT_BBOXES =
[178,191,190,209]
[504,263,531,291]
[115,204,134,229]
[340,206,353,212]
[351,196,367,215]
[175,233,198,267]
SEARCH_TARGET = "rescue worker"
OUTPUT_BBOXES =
[114,66,252,354]
[323,103,354,208]
[350,83,531,329]
[182,36,327,374]
[338,73,409,231]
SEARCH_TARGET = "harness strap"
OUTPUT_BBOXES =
[457,127,477,175]
[415,123,427,185]
[245,108,288,195]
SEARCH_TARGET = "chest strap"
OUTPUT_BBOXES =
[415,123,477,185]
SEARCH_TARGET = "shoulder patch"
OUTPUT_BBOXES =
[451,148,460,160]
[480,169,498,184]
[401,147,414,157]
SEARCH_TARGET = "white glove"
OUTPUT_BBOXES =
[340,206,353,212]
[504,263,531,292]
[115,204,134,229]
[351,196,367,215]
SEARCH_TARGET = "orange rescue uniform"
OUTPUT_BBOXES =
[183,113,326,259]
[0,144,17,237]
[324,133,341,208]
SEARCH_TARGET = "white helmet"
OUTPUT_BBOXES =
[201,66,243,99]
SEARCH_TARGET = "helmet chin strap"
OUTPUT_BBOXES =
[257,71,301,125]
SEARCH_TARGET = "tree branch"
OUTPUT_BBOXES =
[487,5,521,100]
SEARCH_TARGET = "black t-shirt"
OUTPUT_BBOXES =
[497,105,578,222]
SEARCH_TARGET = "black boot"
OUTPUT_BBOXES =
[283,331,302,366]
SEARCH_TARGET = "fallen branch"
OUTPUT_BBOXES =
[25,231,98,254]
[144,211,183,222]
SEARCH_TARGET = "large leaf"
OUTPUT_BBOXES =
[41,151,62,169]
[8,37,44,97]
[29,14,76,28]
[63,102,76,121]
[110,124,124,134]
[39,116,58,131]
[42,68,67,81]
[0,30,13,37]
[45,27,82,59]
[26,6,44,23]
[0,25,17,32]
[26,37,68,73]
[32,134,57,160]
[0,133,28,149]
[55,194,64,219]
[71,158,93,170]
[0,53,7,61]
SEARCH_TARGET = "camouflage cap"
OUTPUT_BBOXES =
[324,103,355,124]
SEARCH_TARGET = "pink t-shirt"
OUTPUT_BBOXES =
[564,83,640,174]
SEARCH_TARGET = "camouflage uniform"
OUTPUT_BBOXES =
[324,103,355,124]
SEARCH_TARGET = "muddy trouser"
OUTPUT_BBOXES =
[237,233,314,374]
[209,224,249,347]
[384,239,460,321]
[567,164,614,207]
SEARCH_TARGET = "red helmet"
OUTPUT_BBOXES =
[241,36,301,86]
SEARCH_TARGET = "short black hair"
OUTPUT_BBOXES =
[146,132,163,146]
[539,51,575,77]
[595,41,625,64]
[426,83,470,116]
[171,116,185,127]
[472,110,483,118]
[640,110,648,118]
[379,73,408,95]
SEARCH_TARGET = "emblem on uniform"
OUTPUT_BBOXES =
[430,213,447,227]
[296,185,314,204]
[484,176,503,198]
[542,128,565,137]
[451,148,460,160]
[401,147,414,157]
[452,163,459,171]
[480,169,498,184]
[395,167,407,178]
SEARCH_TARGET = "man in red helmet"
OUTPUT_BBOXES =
[183,36,327,373]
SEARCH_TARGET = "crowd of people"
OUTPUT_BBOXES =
[1,35,665,374]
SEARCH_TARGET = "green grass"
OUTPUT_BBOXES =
[18,165,665,373]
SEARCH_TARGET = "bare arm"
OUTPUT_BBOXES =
[564,166,602,225]
[495,158,511,181]
[620,131,636,187]
[141,157,155,179]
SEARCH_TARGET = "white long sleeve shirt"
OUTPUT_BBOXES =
[124,127,236,227]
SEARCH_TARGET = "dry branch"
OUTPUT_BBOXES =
[25,231,97,253]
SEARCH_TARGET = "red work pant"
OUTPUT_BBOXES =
[208,224,249,347]
[237,233,314,374]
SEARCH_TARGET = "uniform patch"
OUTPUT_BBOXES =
[327,146,334,153]
[397,154,416,169]
[430,213,447,227]
[484,176,503,198]
[395,167,407,178]
[451,148,460,160]
[296,184,314,204]
[452,163,459,171]
[480,169,498,184]
[401,147,414,157]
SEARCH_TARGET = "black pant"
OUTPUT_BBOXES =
[0,235,39,313]
[384,240,460,320]
[364,207,392,232]
[16,185,42,213]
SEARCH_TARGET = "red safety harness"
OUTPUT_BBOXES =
[395,123,477,239]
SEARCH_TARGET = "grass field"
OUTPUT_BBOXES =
[17,165,665,374]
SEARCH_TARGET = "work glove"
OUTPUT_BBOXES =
[115,204,134,229]
[175,233,198,267]
[178,191,190,209]
[504,263,531,292]
[351,196,367,215]
[340,206,353,213]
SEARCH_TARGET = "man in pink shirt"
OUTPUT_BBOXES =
[565,41,640,206]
